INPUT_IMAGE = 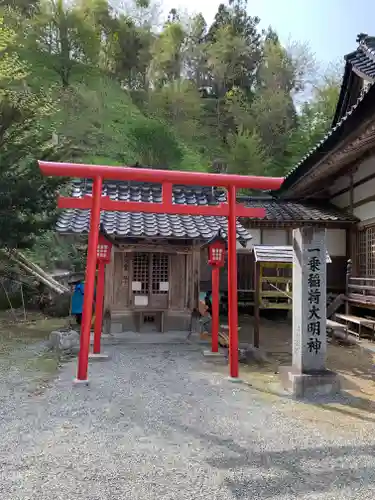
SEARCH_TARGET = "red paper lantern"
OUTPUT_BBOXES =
[207,232,226,267]
[96,233,112,264]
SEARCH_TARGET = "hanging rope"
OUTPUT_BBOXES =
[263,279,292,300]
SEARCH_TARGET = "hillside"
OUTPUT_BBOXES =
[0,0,341,272]
[27,60,210,172]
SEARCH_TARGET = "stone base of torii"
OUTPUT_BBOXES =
[279,227,341,398]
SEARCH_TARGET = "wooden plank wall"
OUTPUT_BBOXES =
[200,250,253,292]
[104,248,115,311]
[169,254,186,310]
[191,246,200,308]
[111,251,130,310]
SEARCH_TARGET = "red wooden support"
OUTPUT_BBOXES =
[39,161,284,190]
[57,195,266,218]
[93,261,106,354]
[211,267,220,353]
[227,185,239,379]
[38,160,284,383]
[77,176,102,382]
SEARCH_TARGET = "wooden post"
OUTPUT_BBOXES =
[93,261,106,354]
[211,266,220,353]
[254,260,260,348]
[345,259,352,315]
[349,173,354,214]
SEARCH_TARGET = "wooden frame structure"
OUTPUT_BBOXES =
[253,245,332,347]
[105,241,201,335]
[38,160,283,383]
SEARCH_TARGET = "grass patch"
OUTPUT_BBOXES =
[0,315,69,394]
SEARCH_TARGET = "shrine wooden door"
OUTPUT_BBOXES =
[131,252,170,309]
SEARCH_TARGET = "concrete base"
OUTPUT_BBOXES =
[279,366,341,399]
[89,353,110,361]
[73,378,89,386]
[203,350,225,357]
[227,376,243,383]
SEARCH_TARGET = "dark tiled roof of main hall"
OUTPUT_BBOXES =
[56,181,356,238]
[239,196,357,223]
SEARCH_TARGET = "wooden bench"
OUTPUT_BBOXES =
[327,318,347,332]
[335,313,375,339]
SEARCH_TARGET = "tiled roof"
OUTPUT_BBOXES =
[346,35,375,80]
[56,181,356,238]
[56,180,252,242]
[332,35,375,126]
[278,34,375,194]
[253,245,332,263]
[240,197,356,223]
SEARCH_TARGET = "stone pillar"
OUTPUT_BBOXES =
[279,227,340,398]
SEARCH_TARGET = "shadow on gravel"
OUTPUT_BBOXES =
[222,443,375,498]
[173,423,375,498]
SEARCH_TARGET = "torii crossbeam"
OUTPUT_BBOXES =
[38,161,283,383]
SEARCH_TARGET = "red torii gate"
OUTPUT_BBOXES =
[38,161,283,383]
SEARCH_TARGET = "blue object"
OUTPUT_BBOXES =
[199,291,224,302]
[71,282,85,315]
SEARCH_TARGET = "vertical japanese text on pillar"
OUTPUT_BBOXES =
[307,249,322,355]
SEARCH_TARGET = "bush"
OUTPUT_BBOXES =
[128,118,183,167]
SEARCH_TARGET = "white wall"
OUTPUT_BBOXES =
[240,228,288,249]
[238,228,345,256]
[246,228,261,246]
[326,229,346,256]
[330,155,375,222]
[262,229,288,245]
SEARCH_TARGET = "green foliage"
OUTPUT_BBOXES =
[24,232,85,270]
[0,0,342,269]
[149,17,185,86]
[0,15,67,249]
[128,118,183,167]
[148,80,203,141]
[227,130,269,176]
[285,73,341,173]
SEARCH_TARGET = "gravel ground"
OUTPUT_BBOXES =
[1,341,375,499]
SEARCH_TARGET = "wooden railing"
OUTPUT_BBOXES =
[346,259,375,306]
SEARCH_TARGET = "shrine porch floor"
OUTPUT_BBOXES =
[1,333,375,499]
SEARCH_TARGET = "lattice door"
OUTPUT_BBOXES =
[357,226,375,277]
[131,253,169,308]
[132,253,150,307]
[150,253,169,308]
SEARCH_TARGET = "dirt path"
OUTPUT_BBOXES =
[1,338,375,499]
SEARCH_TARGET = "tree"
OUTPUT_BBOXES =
[206,0,261,95]
[148,13,186,86]
[0,0,40,17]
[109,14,153,88]
[0,15,66,248]
[227,129,269,176]
[30,0,99,87]
[286,73,340,172]
[184,13,207,87]
[148,80,202,141]
[248,39,300,174]
[128,118,182,167]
